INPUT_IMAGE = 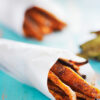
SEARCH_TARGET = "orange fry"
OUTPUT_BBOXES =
[69,60,88,67]
[48,79,70,99]
[49,89,69,100]
[23,17,43,40]
[33,6,66,30]
[28,10,52,27]
[48,79,66,95]
[48,79,95,100]
[23,6,66,40]
[76,92,95,100]
[48,71,76,100]
[51,61,100,98]
[58,58,80,72]
[27,10,53,34]
[58,58,87,79]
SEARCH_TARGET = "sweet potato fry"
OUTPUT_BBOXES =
[48,81,69,100]
[59,58,88,70]
[33,6,66,30]
[48,79,95,100]
[76,92,95,100]
[51,62,100,98]
[23,17,43,40]
[48,79,66,95]
[58,58,80,72]
[48,79,69,99]
[27,10,52,27]
[27,10,53,34]
[69,60,88,67]
[58,58,87,79]
[40,25,53,34]
[49,89,69,100]
[48,71,76,100]
[23,6,66,40]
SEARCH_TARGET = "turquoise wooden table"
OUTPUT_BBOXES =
[0,23,100,100]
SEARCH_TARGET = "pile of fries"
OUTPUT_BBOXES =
[48,58,100,100]
[23,7,66,40]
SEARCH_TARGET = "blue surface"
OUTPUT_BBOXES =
[0,23,100,100]
[0,71,49,100]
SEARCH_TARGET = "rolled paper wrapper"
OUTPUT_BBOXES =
[0,0,66,36]
[0,39,96,99]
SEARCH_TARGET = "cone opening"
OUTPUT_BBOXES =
[47,58,100,100]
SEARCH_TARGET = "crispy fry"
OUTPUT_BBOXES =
[28,10,52,27]
[58,58,80,72]
[48,79,70,100]
[48,79,66,95]
[23,17,43,40]
[48,79,70,99]
[27,10,53,34]
[48,71,76,100]
[76,92,95,100]
[23,24,31,37]
[23,6,66,40]
[68,60,88,67]
[58,58,87,79]
[59,58,88,68]
[33,6,63,22]
[33,6,66,30]
[48,79,95,100]
[49,89,69,100]
[40,25,52,34]
[51,61,100,98]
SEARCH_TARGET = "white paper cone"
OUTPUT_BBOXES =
[0,39,96,99]
[0,0,65,36]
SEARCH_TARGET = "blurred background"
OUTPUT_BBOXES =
[0,0,100,100]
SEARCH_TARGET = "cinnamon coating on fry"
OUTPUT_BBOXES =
[27,10,53,34]
[58,58,80,72]
[69,60,88,67]
[48,79,69,99]
[48,58,100,100]
[48,79,95,100]
[49,89,69,100]
[58,58,87,79]
[48,79,66,96]
[51,61,100,98]
[23,17,43,40]
[33,7,66,30]
[48,71,76,100]
[23,6,66,40]
[76,92,95,100]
